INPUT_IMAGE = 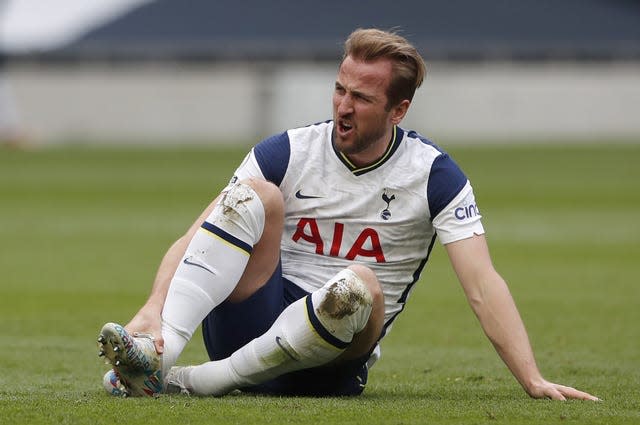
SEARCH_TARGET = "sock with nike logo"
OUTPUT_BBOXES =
[183,268,373,395]
[160,183,265,376]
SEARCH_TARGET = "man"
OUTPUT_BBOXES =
[98,28,598,401]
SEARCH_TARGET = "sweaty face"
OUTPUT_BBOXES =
[332,56,397,166]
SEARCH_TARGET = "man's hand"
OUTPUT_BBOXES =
[125,304,164,354]
[527,379,600,401]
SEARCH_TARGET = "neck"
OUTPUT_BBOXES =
[343,127,395,168]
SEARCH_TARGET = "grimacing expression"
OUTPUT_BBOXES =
[332,56,399,162]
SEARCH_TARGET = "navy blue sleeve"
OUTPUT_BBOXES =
[253,131,291,187]
[426,153,468,218]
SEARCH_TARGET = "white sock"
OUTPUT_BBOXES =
[160,183,265,375]
[184,269,373,395]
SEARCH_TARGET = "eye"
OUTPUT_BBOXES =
[354,93,372,103]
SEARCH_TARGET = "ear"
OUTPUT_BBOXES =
[390,100,411,125]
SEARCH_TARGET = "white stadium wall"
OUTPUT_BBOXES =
[5,61,640,145]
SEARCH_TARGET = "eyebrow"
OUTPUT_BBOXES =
[334,81,375,102]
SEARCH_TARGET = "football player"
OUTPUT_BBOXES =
[98,28,598,401]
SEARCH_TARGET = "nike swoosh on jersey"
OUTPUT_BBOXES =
[182,256,216,275]
[295,189,323,199]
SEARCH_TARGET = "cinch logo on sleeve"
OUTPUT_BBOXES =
[454,203,480,220]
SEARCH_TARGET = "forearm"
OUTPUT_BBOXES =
[124,235,189,341]
[468,272,543,393]
[141,235,190,313]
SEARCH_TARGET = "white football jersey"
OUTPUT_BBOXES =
[227,121,484,349]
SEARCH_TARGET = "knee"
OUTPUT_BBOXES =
[345,264,383,307]
[314,265,384,337]
[240,178,284,220]
[211,180,279,243]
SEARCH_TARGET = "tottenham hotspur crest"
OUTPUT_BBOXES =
[380,190,396,220]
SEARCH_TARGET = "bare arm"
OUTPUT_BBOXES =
[445,234,598,401]
[124,195,222,353]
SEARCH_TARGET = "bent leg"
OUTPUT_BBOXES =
[171,265,385,396]
[160,179,283,375]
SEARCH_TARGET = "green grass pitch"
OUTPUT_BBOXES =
[0,143,638,424]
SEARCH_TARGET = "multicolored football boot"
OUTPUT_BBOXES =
[97,322,163,397]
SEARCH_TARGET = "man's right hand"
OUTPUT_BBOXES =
[125,304,164,354]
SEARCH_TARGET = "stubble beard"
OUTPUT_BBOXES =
[332,124,388,157]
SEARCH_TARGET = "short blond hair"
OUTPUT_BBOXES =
[343,28,426,109]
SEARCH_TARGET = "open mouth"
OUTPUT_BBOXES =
[338,119,353,135]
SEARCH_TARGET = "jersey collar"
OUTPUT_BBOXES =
[332,125,404,176]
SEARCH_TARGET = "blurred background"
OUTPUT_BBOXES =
[1,0,639,147]
[1,3,639,418]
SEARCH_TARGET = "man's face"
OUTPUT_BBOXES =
[332,55,398,162]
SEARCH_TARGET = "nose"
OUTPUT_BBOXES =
[336,93,354,116]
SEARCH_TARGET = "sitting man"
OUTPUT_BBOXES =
[98,28,598,401]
